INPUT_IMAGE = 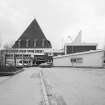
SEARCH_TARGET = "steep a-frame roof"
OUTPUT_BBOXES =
[12,19,52,48]
[18,19,47,40]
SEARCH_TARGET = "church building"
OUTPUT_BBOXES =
[5,19,53,67]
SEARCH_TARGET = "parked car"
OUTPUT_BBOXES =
[39,62,53,68]
[16,62,23,68]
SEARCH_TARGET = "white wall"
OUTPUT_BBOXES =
[53,56,72,66]
[53,51,104,68]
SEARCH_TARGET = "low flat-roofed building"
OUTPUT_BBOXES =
[64,43,97,55]
[64,31,97,54]
[53,49,65,56]
[53,49,105,68]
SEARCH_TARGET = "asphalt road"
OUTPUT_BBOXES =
[42,67,105,105]
[0,67,105,105]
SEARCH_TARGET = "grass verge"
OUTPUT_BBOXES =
[0,66,23,76]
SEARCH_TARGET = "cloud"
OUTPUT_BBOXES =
[0,0,105,49]
[0,0,33,47]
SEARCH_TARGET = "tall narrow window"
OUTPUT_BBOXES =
[42,39,45,48]
[18,40,21,48]
[34,39,37,48]
[26,39,29,48]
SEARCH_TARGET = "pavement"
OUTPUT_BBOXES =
[0,67,105,105]
[0,67,42,105]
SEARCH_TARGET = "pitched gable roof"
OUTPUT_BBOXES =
[12,19,52,48]
[18,19,47,40]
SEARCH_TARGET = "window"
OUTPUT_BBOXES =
[71,58,76,63]
[77,58,83,63]
[71,57,83,63]
[27,50,34,53]
[35,50,43,53]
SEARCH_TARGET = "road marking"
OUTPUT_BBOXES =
[39,70,50,105]
[39,69,68,105]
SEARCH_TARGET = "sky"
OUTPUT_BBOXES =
[0,0,105,49]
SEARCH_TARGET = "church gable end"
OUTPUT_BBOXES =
[12,19,52,48]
